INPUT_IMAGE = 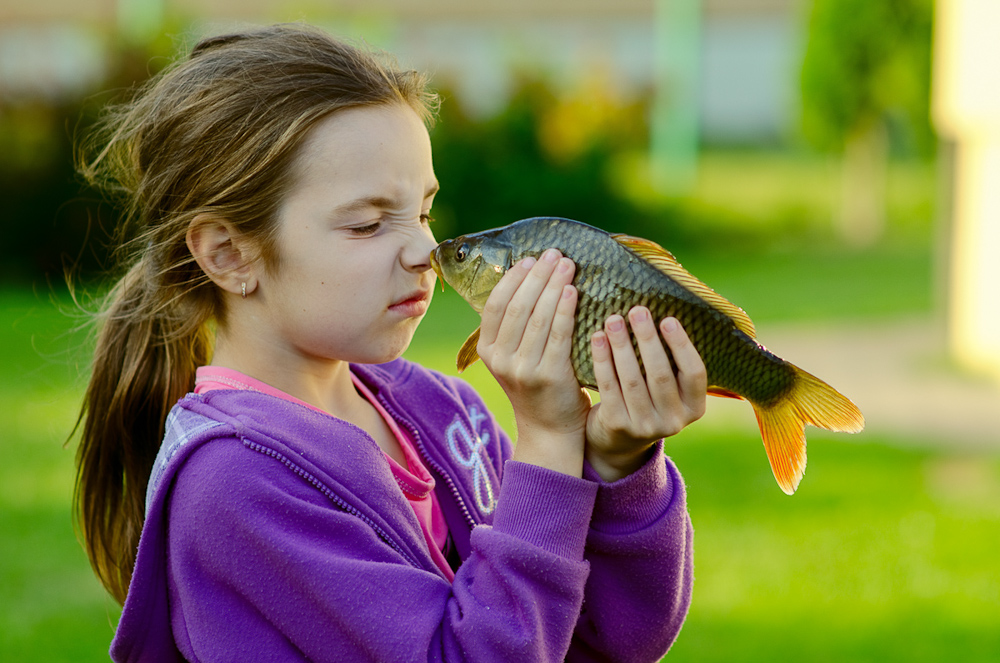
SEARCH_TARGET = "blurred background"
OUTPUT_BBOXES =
[2,0,998,661]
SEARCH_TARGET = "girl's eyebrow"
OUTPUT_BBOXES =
[331,183,440,217]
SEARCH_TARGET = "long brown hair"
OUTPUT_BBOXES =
[74,23,437,604]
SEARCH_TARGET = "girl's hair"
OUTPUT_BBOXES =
[74,23,437,604]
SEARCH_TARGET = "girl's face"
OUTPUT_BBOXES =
[252,103,439,368]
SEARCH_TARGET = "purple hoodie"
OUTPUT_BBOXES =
[111,358,693,662]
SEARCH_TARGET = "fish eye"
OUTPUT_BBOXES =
[456,243,469,262]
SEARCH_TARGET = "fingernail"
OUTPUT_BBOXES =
[557,257,573,273]
[592,332,608,349]
[629,307,649,323]
[521,257,536,269]
[561,285,575,299]
[607,316,625,332]
[542,248,560,263]
[662,317,678,333]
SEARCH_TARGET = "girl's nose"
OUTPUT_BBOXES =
[403,226,439,273]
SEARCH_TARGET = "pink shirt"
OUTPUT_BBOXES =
[194,366,454,581]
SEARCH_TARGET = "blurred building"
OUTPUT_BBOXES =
[1,0,805,144]
[933,0,1000,383]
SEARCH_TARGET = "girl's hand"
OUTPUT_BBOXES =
[585,307,707,483]
[477,249,591,477]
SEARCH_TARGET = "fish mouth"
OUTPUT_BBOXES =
[429,245,446,292]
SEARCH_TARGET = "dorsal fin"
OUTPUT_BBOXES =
[611,233,756,338]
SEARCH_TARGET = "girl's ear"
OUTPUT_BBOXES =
[186,214,258,297]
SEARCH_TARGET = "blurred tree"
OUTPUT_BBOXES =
[0,40,171,287]
[0,97,102,285]
[4,39,698,287]
[429,74,656,241]
[800,0,934,246]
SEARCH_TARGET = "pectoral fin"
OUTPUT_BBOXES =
[611,233,756,338]
[456,327,482,372]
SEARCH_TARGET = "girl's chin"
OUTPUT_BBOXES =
[363,328,421,365]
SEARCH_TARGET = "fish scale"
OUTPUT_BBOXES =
[430,217,864,494]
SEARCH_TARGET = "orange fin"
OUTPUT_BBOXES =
[707,386,745,400]
[456,327,481,372]
[611,233,756,338]
[750,364,865,495]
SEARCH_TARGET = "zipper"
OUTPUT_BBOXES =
[376,394,479,531]
[242,439,421,568]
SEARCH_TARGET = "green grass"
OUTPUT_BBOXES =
[1,288,121,662]
[661,428,1000,662]
[2,217,991,662]
[686,151,939,241]
[671,243,935,324]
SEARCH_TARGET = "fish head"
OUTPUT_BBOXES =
[430,231,514,313]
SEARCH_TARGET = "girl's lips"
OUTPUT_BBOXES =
[389,290,431,317]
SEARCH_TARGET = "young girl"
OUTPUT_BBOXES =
[75,23,707,662]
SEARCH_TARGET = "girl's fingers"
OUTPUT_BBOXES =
[478,249,580,385]
[659,317,708,419]
[590,329,625,411]
[602,312,654,419]
[540,281,578,367]
[629,307,681,413]
[479,256,534,347]
[519,256,576,365]
[587,312,707,465]
[596,309,705,423]
[481,249,560,352]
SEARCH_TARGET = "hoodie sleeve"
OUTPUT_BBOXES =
[160,436,599,663]
[568,442,695,662]
[442,371,694,662]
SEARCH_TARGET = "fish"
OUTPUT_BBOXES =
[429,216,865,495]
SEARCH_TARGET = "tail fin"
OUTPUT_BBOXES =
[751,365,865,495]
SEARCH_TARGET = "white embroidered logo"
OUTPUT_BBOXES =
[446,407,496,514]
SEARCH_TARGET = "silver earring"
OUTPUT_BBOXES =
[241,282,247,299]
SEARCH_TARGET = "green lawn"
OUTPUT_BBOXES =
[663,428,1000,662]
[1,288,121,661]
[2,235,996,661]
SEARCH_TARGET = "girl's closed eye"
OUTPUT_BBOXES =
[351,212,432,237]
[351,221,383,237]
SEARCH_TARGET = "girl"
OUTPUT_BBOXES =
[75,23,707,662]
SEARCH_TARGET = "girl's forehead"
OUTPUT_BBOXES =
[280,104,435,210]
[298,104,428,160]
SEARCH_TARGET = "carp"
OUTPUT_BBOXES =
[430,217,865,494]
